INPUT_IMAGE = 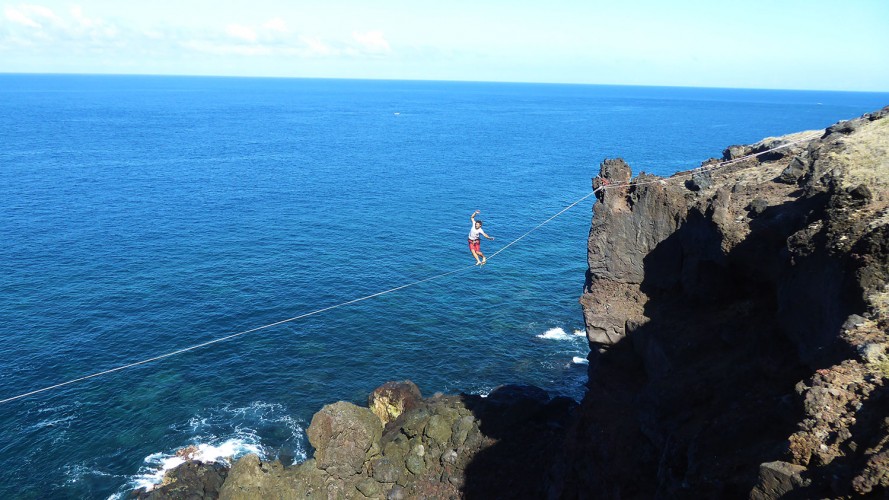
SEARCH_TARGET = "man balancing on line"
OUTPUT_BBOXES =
[468,210,494,265]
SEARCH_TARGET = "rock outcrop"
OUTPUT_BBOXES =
[136,107,888,499]
[135,382,576,499]
[572,106,889,498]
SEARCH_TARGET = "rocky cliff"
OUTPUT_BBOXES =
[572,106,889,498]
[135,107,888,499]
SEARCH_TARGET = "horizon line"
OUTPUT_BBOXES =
[2,71,888,95]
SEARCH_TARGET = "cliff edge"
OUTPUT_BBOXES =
[572,106,889,498]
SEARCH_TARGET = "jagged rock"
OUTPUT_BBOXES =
[135,461,227,500]
[724,144,752,160]
[218,455,325,500]
[451,415,476,446]
[381,434,408,467]
[685,169,712,191]
[849,183,873,205]
[569,107,889,498]
[853,450,889,495]
[306,401,383,479]
[826,119,860,136]
[404,453,425,475]
[423,414,453,446]
[581,158,688,346]
[845,314,868,330]
[746,197,769,216]
[371,457,400,483]
[858,342,886,364]
[368,380,423,426]
[777,157,807,184]
[750,461,810,500]
[356,477,381,497]
[399,407,430,438]
[386,485,407,500]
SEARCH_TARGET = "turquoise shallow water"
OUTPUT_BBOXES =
[0,75,886,498]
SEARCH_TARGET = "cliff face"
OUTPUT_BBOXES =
[571,106,889,498]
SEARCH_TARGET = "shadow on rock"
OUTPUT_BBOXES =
[460,385,577,499]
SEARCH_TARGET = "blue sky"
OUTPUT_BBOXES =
[1,0,888,91]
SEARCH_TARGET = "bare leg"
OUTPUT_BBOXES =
[471,248,481,265]
[478,251,486,265]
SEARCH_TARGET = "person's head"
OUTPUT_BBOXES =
[475,220,483,228]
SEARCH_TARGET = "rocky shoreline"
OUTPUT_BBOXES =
[135,106,888,499]
[135,381,576,499]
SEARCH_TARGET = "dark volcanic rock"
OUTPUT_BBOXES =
[724,144,752,160]
[570,107,889,498]
[368,380,423,426]
[825,119,860,136]
[134,461,227,500]
[777,156,808,184]
[746,197,769,216]
[307,401,382,479]
[146,380,573,499]
[685,169,713,191]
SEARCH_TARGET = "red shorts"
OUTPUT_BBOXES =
[468,239,480,252]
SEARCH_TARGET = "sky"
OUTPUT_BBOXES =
[1,0,888,91]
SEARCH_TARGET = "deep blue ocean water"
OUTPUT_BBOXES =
[0,74,886,498]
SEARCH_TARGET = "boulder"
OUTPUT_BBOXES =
[746,198,769,217]
[750,461,810,500]
[356,477,381,497]
[423,414,453,446]
[723,145,752,161]
[825,119,860,136]
[776,157,807,184]
[685,169,712,191]
[306,401,383,479]
[371,457,401,483]
[405,452,425,475]
[368,381,423,426]
[218,455,325,500]
[386,484,407,500]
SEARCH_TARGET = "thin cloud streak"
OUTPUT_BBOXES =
[1,4,395,60]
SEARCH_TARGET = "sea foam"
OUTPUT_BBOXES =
[118,401,305,496]
[129,438,262,493]
[536,327,588,340]
[537,327,571,340]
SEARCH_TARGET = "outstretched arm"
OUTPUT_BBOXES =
[470,210,479,223]
[481,230,494,240]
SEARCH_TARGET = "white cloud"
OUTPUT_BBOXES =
[298,35,335,57]
[2,3,121,48]
[352,30,390,53]
[262,18,288,33]
[226,24,257,43]
[1,6,395,64]
[70,5,99,28]
[180,39,273,56]
[5,5,46,28]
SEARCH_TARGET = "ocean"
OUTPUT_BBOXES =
[0,74,886,498]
